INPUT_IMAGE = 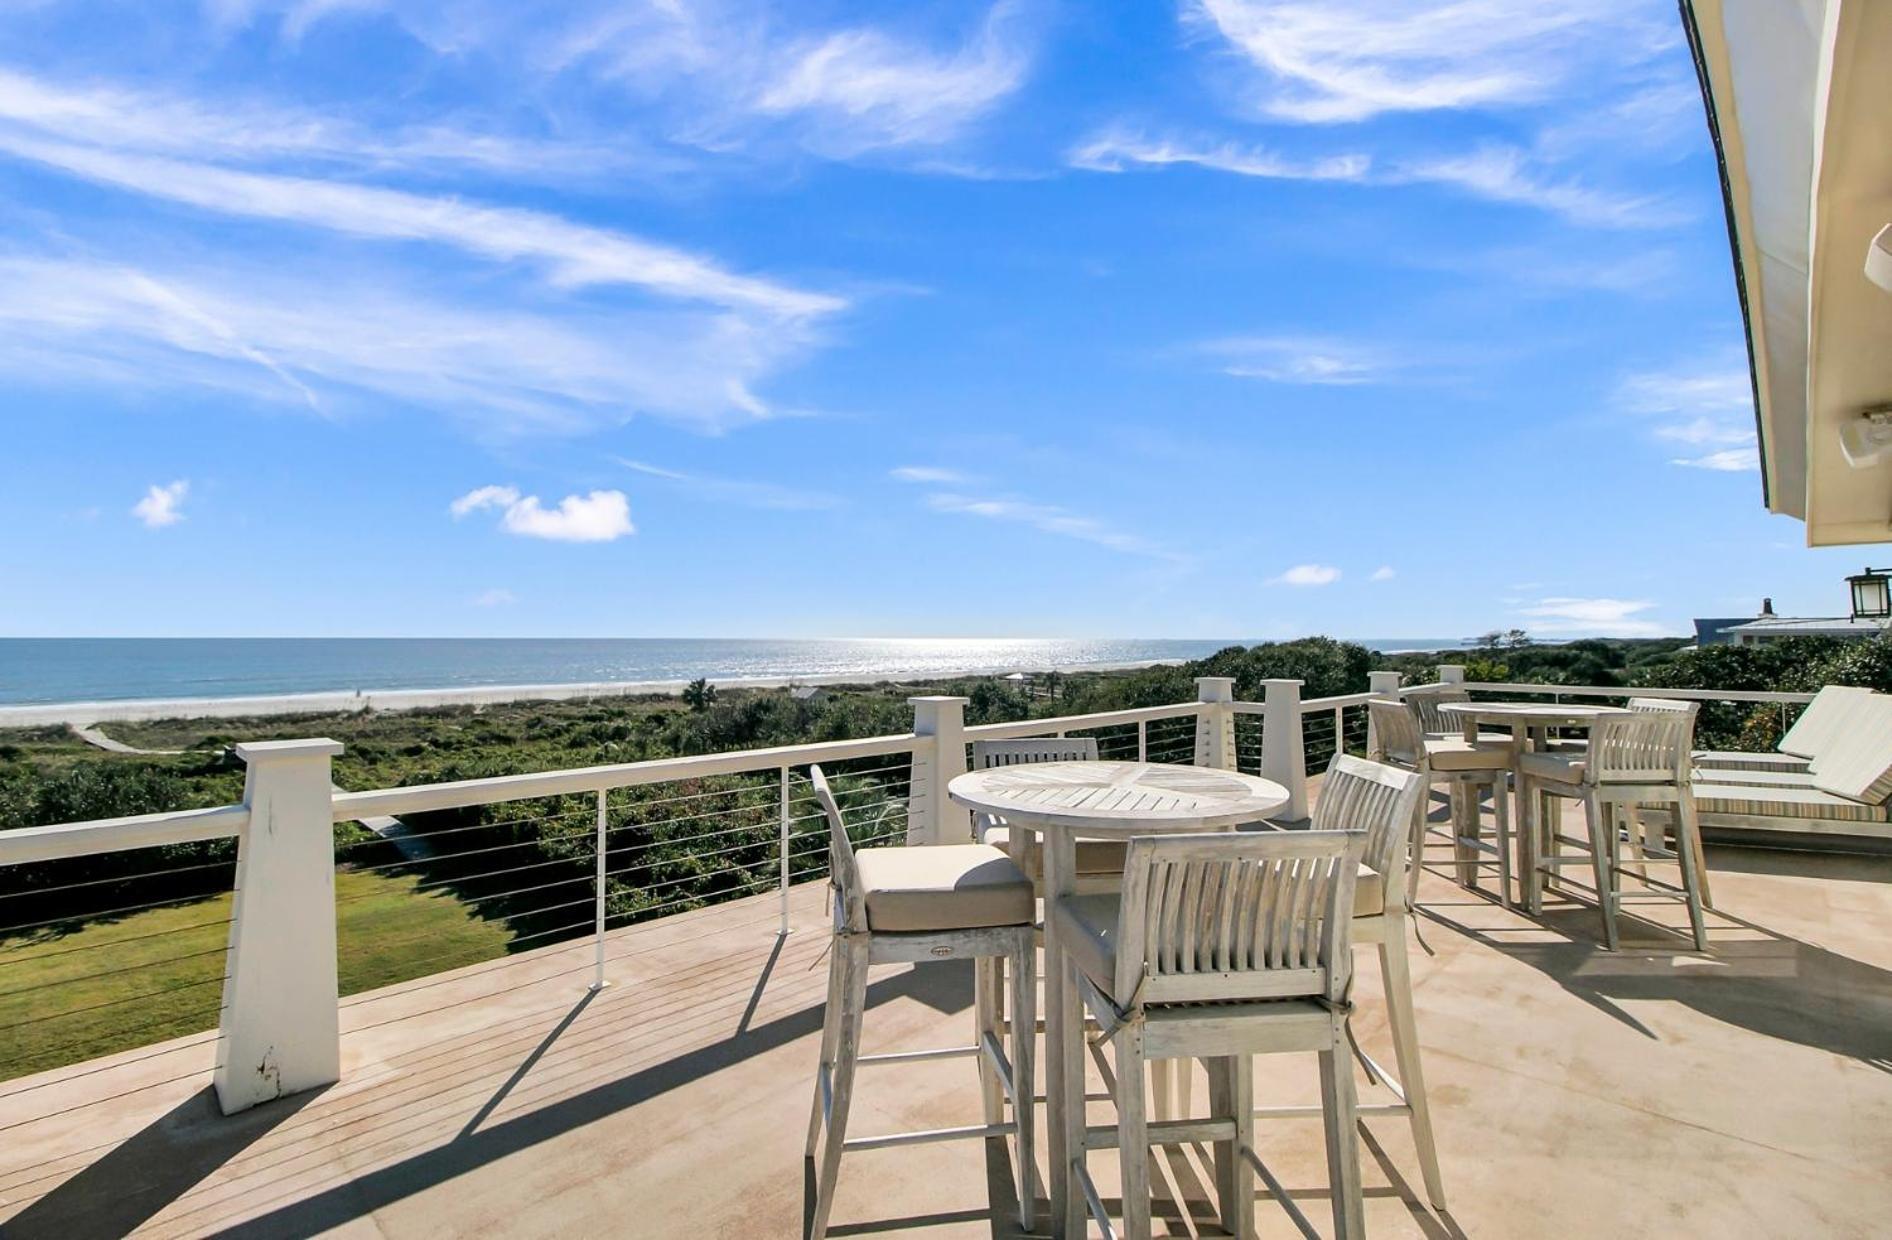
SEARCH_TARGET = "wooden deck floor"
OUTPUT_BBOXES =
[3,804,1890,1238]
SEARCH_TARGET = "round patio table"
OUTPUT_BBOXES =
[1435,701,1632,911]
[948,760,1289,1239]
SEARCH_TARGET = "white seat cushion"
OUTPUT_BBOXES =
[982,825,1127,878]
[1808,695,1892,805]
[1423,736,1512,772]
[1694,749,1812,774]
[1692,783,1892,824]
[854,844,1035,932]
[1693,768,1818,790]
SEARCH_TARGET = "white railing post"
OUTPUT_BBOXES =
[1260,679,1309,821]
[1193,676,1236,770]
[778,764,792,934]
[215,739,343,1116]
[1366,671,1401,755]
[1438,663,1466,685]
[908,696,971,845]
[590,790,609,992]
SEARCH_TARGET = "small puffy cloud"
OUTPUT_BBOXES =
[1370,565,1396,581]
[451,485,634,543]
[890,465,968,484]
[132,479,188,528]
[473,588,516,607]
[1269,563,1341,587]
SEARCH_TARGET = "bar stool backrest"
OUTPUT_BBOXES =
[1407,688,1470,735]
[969,738,1099,839]
[810,765,868,933]
[1367,699,1426,768]
[1112,828,1367,1009]
[1586,712,1694,788]
[1627,697,1701,719]
[1311,753,1428,913]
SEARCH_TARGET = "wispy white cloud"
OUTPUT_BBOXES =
[1370,565,1396,581]
[0,132,840,318]
[1068,129,1368,182]
[132,480,188,528]
[1617,358,1757,472]
[473,587,516,606]
[1670,447,1758,473]
[1187,0,1670,124]
[0,65,643,179]
[890,465,968,484]
[1390,145,1686,230]
[923,491,1179,561]
[1269,563,1340,587]
[1196,334,1391,386]
[618,458,840,510]
[451,484,634,542]
[1072,130,1681,229]
[1515,596,1667,637]
[751,4,1031,154]
[0,257,812,435]
[355,0,1040,165]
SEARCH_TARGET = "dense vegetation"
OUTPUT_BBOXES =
[5,630,1888,1079]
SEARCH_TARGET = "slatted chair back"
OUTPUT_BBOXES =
[1627,697,1700,720]
[1111,828,1367,1008]
[810,765,868,933]
[1311,754,1428,912]
[1585,711,1694,788]
[1407,688,1470,735]
[1367,699,1426,768]
[968,737,1099,838]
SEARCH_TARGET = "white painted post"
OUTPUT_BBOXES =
[778,765,791,935]
[590,790,608,992]
[1438,663,1466,685]
[215,739,343,1116]
[908,696,971,845]
[1366,671,1402,756]
[1260,679,1309,822]
[1193,676,1237,770]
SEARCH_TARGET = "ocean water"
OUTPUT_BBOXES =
[0,637,1465,706]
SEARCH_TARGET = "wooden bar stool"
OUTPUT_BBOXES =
[1053,826,1372,1240]
[1517,712,1708,951]
[1369,698,1513,906]
[1256,756,1447,1212]
[803,766,1038,1240]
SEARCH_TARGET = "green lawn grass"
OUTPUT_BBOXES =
[0,868,512,1082]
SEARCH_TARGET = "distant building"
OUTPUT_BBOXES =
[1697,593,1890,647]
[790,685,828,703]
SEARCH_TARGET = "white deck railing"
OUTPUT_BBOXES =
[0,664,1823,1114]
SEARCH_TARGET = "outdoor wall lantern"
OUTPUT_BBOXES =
[1847,567,1892,620]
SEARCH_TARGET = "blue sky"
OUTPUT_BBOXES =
[0,0,1870,640]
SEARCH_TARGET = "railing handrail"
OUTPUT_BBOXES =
[1295,691,1376,711]
[0,803,250,865]
[331,731,922,820]
[963,701,1201,739]
[1461,681,1815,705]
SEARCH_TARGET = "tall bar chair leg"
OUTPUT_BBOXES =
[809,936,869,1240]
[1318,1040,1366,1240]
[1581,795,1619,950]
[1228,1055,1257,1240]
[1492,770,1513,908]
[806,943,846,1156]
[1381,930,1446,1209]
[1009,937,1037,1231]
[1675,794,1710,951]
[974,958,1003,1125]
[1115,1025,1152,1240]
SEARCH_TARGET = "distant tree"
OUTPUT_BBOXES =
[682,678,717,712]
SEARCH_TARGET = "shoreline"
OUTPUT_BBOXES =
[0,658,1203,727]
